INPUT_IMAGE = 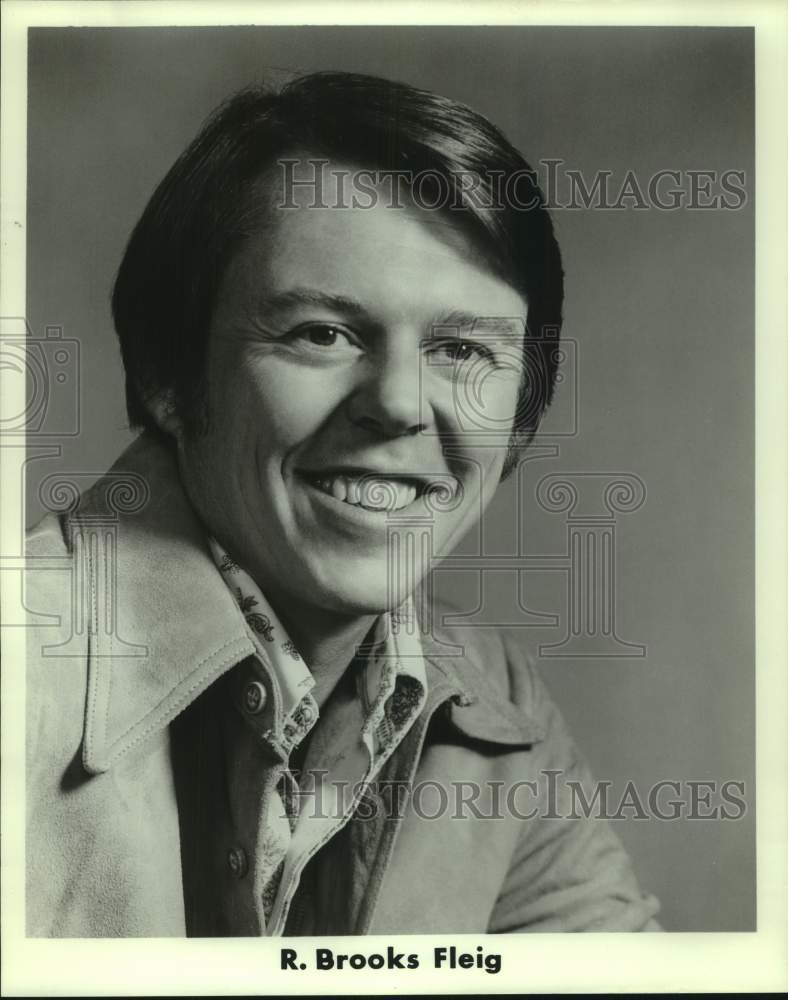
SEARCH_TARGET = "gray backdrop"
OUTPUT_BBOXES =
[25,26,754,932]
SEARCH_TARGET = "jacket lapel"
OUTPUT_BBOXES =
[72,433,255,775]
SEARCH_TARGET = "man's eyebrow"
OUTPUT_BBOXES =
[256,287,369,317]
[429,310,526,337]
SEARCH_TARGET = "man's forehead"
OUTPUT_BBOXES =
[254,155,488,261]
[237,159,529,324]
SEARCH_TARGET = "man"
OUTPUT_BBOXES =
[25,71,660,935]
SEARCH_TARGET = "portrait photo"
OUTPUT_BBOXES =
[2,4,784,996]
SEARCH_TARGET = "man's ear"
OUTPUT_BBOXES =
[146,388,184,441]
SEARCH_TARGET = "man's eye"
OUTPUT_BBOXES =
[433,340,496,364]
[292,324,357,349]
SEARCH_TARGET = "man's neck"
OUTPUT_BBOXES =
[266,593,378,709]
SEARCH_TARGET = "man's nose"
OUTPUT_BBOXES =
[345,343,431,438]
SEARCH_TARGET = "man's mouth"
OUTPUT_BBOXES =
[299,469,452,513]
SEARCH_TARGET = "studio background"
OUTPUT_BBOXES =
[25,25,754,932]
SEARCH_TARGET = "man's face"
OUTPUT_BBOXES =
[173,165,528,617]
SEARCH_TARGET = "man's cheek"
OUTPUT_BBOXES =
[460,449,507,524]
[252,371,338,433]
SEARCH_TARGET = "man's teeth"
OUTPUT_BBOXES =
[315,475,419,511]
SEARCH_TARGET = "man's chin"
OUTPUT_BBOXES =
[306,573,423,619]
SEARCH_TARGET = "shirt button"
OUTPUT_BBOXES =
[243,680,267,715]
[227,846,248,878]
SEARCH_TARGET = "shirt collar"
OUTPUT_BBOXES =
[208,536,428,757]
[73,432,542,775]
[208,536,317,718]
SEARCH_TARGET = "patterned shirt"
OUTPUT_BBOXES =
[208,538,428,934]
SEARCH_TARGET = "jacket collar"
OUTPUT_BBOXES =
[73,432,542,775]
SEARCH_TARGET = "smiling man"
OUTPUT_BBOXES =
[25,72,660,936]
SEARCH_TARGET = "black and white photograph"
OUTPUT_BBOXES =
[2,2,786,995]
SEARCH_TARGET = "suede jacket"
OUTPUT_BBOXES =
[25,433,661,936]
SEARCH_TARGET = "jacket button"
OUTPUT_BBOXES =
[227,846,248,878]
[243,680,267,715]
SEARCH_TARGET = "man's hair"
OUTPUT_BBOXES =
[111,71,564,478]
